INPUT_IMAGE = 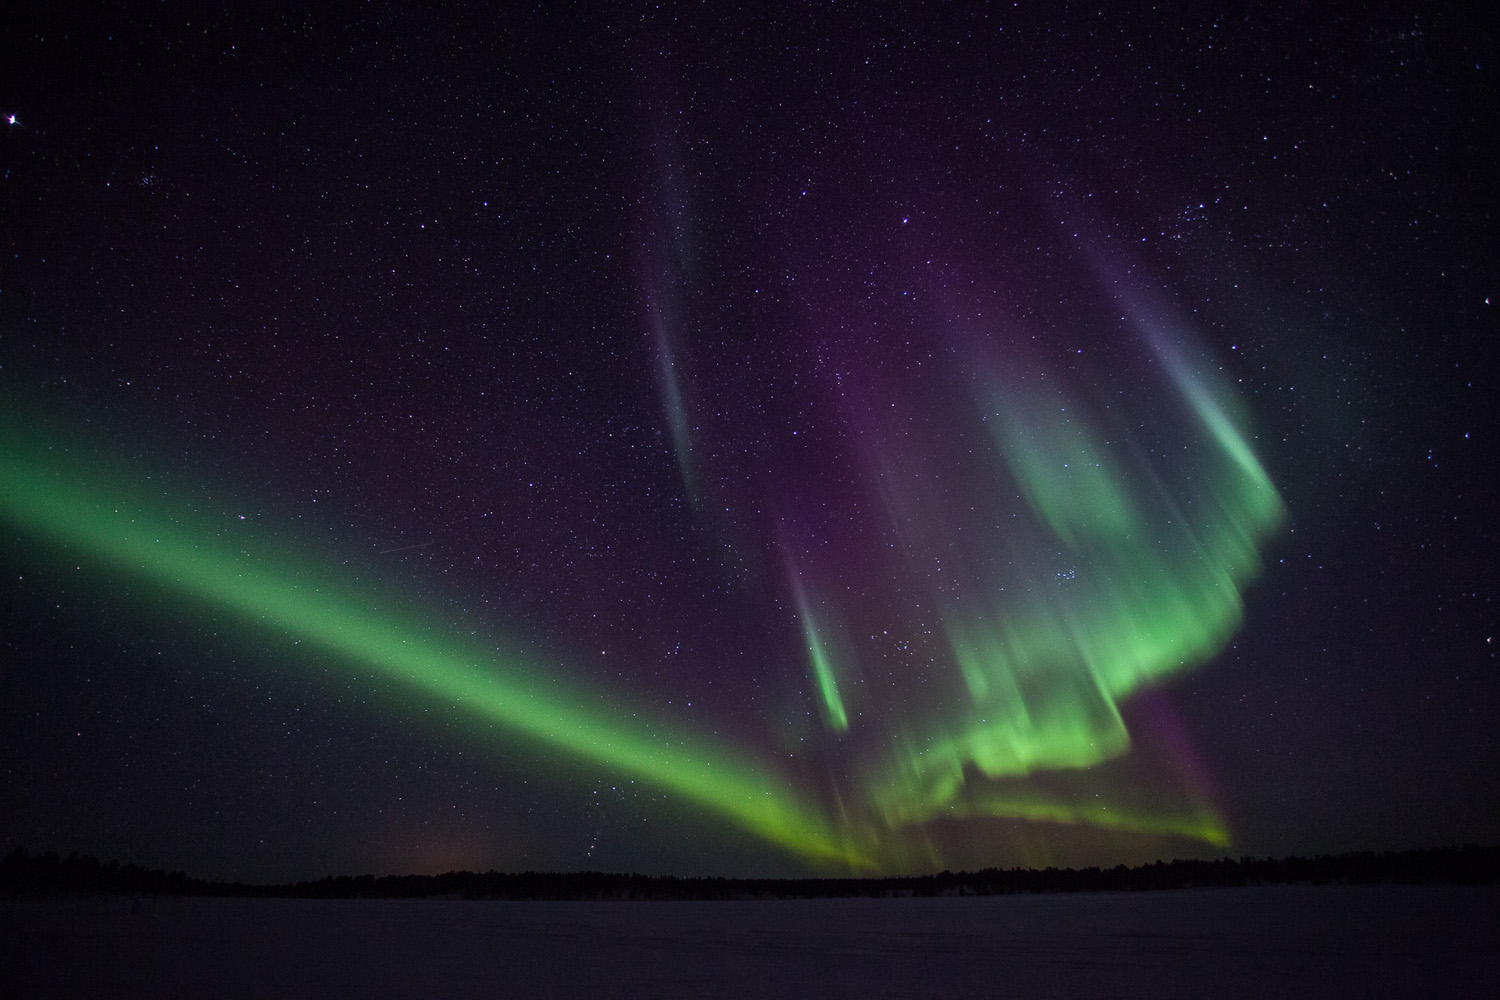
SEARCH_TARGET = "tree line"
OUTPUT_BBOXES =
[3,844,1495,900]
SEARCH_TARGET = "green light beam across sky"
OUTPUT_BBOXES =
[788,569,850,733]
[0,435,875,870]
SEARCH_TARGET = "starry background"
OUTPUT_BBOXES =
[0,4,1494,882]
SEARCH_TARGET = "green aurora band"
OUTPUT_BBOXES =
[0,432,877,870]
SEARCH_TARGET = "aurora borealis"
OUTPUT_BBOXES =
[0,287,1279,867]
[2,6,1494,881]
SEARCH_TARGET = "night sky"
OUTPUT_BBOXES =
[1,5,1494,883]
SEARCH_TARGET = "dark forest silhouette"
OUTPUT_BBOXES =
[3,845,1496,900]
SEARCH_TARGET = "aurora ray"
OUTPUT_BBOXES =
[786,561,850,733]
[646,294,700,510]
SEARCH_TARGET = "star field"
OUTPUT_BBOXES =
[0,5,1494,881]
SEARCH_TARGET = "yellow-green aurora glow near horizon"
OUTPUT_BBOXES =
[859,349,1283,844]
[1,320,1282,868]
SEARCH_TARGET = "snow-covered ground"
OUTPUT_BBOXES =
[3,885,1495,997]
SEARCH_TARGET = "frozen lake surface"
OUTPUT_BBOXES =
[3,885,1495,997]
